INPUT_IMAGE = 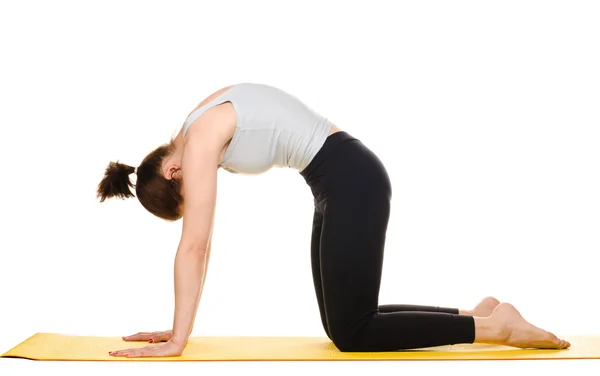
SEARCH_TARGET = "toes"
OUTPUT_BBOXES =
[560,339,571,349]
[559,340,567,349]
[554,338,571,349]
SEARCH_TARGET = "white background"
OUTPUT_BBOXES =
[1,0,599,374]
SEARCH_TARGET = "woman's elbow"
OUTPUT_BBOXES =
[179,241,209,255]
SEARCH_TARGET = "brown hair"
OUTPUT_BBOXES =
[97,142,183,221]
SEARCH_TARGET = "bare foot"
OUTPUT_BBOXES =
[491,303,571,349]
[461,296,501,317]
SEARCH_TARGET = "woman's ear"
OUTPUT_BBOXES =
[164,164,182,180]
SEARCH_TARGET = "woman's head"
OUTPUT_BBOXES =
[97,141,184,221]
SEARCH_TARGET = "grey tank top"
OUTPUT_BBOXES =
[182,83,333,174]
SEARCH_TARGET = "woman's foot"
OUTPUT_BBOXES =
[460,296,501,317]
[476,303,570,349]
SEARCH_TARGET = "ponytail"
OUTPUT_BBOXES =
[97,161,137,202]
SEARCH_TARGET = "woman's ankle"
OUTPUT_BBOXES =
[473,317,506,343]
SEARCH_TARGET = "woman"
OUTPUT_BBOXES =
[98,83,569,358]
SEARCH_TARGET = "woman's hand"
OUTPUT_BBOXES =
[109,340,184,358]
[109,330,186,358]
[122,330,173,343]
[109,340,185,358]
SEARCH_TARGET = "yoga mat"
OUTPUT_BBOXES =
[2,333,598,361]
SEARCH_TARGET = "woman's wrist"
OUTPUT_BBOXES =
[170,333,189,348]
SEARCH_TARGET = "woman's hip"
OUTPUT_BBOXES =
[300,131,392,202]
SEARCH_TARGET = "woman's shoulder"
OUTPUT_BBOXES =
[188,85,235,115]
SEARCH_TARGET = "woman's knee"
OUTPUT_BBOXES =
[330,333,370,352]
[328,317,375,352]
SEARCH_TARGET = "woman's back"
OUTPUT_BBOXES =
[182,83,335,174]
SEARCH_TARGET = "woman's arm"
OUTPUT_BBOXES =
[170,114,226,346]
[109,110,230,358]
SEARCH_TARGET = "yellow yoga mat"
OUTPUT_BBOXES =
[2,333,599,361]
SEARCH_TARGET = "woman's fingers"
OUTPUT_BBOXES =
[109,341,183,358]
[123,332,153,341]
[148,332,171,343]
[123,331,172,342]
[110,347,151,357]
[123,332,151,341]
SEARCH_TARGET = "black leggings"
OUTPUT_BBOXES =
[300,131,475,352]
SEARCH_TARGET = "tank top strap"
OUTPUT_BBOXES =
[182,86,238,136]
